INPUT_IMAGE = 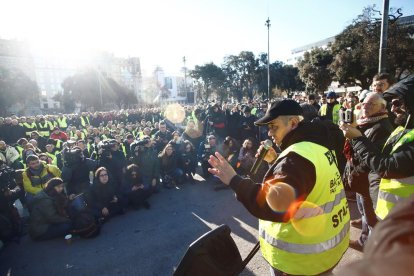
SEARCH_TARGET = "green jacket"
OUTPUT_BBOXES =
[29,190,70,239]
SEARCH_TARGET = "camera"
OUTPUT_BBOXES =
[0,165,16,193]
[339,109,354,124]
[63,147,84,167]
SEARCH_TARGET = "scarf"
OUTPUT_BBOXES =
[343,112,388,161]
[356,112,388,127]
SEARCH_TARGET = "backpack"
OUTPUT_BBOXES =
[72,210,100,239]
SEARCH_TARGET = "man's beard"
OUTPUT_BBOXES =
[394,113,408,126]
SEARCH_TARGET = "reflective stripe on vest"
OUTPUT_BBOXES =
[259,142,349,275]
[376,127,414,219]
[23,122,37,136]
[259,223,350,254]
[80,116,89,127]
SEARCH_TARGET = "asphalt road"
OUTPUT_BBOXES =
[0,173,363,276]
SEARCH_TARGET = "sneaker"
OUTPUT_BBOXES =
[349,239,363,252]
[351,218,362,228]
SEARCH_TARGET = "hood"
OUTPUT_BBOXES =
[383,75,414,114]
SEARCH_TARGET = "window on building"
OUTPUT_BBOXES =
[43,103,48,109]
[53,103,59,109]
[164,77,172,89]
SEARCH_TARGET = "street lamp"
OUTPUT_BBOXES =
[379,0,389,73]
[265,17,271,100]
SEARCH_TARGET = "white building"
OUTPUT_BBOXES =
[153,67,188,104]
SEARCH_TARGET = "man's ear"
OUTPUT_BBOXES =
[290,117,300,130]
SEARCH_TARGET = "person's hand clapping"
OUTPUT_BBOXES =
[208,152,237,185]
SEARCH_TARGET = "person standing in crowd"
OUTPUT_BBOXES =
[319,91,342,124]
[130,136,160,193]
[154,121,172,153]
[225,104,242,141]
[205,104,226,141]
[89,167,123,222]
[342,92,393,251]
[239,106,257,144]
[208,100,350,275]
[28,178,72,241]
[372,73,394,94]
[181,120,203,151]
[341,75,414,222]
[198,135,218,179]
[121,164,151,209]
[307,94,321,111]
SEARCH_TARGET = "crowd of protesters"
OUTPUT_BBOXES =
[0,72,411,263]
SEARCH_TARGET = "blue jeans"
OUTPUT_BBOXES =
[356,193,377,246]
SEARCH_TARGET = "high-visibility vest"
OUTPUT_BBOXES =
[319,104,341,125]
[57,117,68,129]
[37,121,53,137]
[80,116,90,127]
[259,142,349,275]
[376,126,414,220]
[23,122,37,137]
[46,151,58,165]
[120,143,127,157]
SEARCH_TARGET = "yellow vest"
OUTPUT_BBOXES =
[259,142,349,275]
[57,117,68,129]
[376,127,414,219]
[23,122,37,136]
[319,104,341,125]
[80,116,90,127]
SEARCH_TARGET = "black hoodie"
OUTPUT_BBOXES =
[229,121,336,222]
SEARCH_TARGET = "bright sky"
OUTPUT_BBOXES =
[1,0,413,76]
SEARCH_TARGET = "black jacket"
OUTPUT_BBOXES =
[351,127,414,180]
[229,121,335,222]
[344,117,394,197]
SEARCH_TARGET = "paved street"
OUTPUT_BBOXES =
[0,173,362,276]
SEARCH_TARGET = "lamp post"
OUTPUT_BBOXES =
[265,17,271,100]
[379,0,389,73]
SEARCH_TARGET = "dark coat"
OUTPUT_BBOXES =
[29,190,70,239]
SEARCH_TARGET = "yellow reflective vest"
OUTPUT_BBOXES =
[319,104,341,125]
[22,163,61,195]
[23,122,37,137]
[376,126,414,220]
[57,117,68,129]
[80,116,90,127]
[259,142,350,275]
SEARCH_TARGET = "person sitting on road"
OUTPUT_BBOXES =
[22,155,61,202]
[89,167,123,223]
[28,178,73,241]
[159,143,183,189]
[179,140,197,183]
[121,164,151,210]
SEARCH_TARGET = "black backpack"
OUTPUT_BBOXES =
[72,211,100,239]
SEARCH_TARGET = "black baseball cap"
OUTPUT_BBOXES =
[254,100,303,125]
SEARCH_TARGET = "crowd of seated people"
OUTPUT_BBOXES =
[0,73,400,247]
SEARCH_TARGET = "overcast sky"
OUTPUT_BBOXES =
[1,0,413,76]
